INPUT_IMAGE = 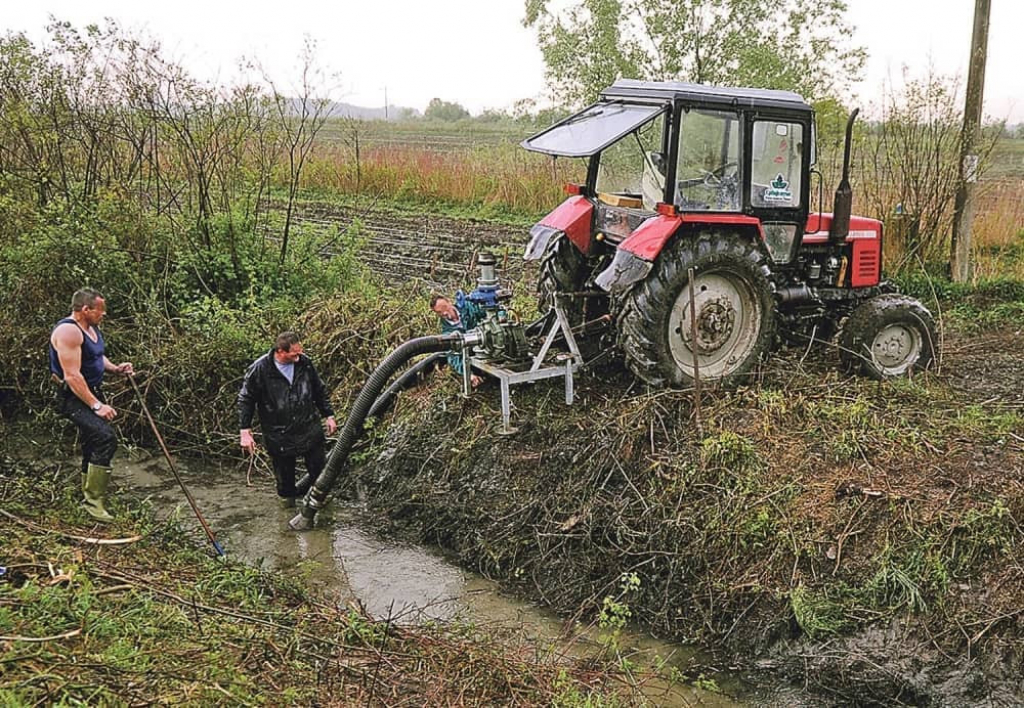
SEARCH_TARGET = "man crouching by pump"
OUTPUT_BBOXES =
[49,288,134,523]
[238,332,337,508]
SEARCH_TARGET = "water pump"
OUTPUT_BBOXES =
[463,253,529,365]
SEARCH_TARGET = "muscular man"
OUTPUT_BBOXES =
[49,288,134,523]
[238,332,337,508]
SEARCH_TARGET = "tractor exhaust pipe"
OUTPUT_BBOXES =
[829,108,860,245]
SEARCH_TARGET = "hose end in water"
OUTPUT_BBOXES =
[288,492,321,531]
[288,510,315,531]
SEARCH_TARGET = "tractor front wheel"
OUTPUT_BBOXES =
[839,294,936,379]
[618,232,775,387]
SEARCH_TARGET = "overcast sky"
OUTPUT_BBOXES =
[4,1,1022,122]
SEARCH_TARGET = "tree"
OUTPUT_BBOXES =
[263,37,337,265]
[523,0,866,106]
[424,98,470,122]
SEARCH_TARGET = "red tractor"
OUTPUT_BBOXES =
[522,80,936,386]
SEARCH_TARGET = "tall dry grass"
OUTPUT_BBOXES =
[303,141,585,214]
[298,131,1023,279]
[971,178,1024,278]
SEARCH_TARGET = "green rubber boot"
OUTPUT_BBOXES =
[82,463,114,523]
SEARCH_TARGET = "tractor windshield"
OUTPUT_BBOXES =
[521,102,666,158]
[594,115,667,211]
[675,109,742,212]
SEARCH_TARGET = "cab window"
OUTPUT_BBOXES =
[751,121,804,209]
[675,110,741,212]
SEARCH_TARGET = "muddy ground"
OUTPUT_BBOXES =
[278,199,532,289]
[342,325,1022,706]
[280,198,1023,705]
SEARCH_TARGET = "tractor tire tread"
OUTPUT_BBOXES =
[618,231,775,388]
[838,293,937,379]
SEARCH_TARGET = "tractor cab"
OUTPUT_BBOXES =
[523,80,815,266]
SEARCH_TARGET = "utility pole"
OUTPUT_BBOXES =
[384,86,389,121]
[950,0,991,283]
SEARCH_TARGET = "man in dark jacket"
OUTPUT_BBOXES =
[238,332,336,507]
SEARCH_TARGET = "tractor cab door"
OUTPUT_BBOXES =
[744,116,811,265]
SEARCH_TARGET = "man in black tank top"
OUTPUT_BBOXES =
[49,288,134,523]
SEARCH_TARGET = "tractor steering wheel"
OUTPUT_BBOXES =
[702,161,738,186]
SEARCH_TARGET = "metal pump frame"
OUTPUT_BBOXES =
[461,295,582,434]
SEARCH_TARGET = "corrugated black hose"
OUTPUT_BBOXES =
[289,334,463,530]
[366,351,448,420]
[292,351,448,497]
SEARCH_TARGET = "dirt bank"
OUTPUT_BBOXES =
[343,326,1023,706]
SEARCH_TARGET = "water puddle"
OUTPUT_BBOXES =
[122,452,753,705]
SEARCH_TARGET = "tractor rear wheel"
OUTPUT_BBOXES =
[537,234,588,316]
[537,235,611,332]
[839,294,936,379]
[618,232,775,387]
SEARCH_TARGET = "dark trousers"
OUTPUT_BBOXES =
[58,387,117,474]
[270,439,326,498]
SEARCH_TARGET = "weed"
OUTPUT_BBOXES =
[700,430,760,474]
[790,585,849,638]
[867,549,929,613]
[692,673,721,692]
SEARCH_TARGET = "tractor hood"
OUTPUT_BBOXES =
[521,101,666,158]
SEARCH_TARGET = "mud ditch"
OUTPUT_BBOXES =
[334,325,1023,706]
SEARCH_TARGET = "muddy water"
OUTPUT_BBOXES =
[121,452,752,706]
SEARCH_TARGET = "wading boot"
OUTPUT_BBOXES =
[278,496,296,509]
[82,463,114,523]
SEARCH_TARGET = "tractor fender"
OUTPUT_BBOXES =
[594,214,680,295]
[524,196,594,260]
[595,213,766,295]
[598,214,765,295]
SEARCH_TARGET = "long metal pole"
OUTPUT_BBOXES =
[688,267,703,436]
[127,373,225,557]
[950,0,991,282]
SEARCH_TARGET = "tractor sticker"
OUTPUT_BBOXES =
[763,174,792,203]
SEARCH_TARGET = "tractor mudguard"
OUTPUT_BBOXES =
[595,213,766,294]
[524,196,594,260]
[594,214,681,294]
[594,248,655,295]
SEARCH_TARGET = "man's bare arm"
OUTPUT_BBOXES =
[52,323,92,404]
[103,355,134,375]
[52,323,116,420]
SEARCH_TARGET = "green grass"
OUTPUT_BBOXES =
[0,456,629,706]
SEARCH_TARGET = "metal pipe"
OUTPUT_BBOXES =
[688,268,702,435]
[775,284,818,305]
[829,108,860,245]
